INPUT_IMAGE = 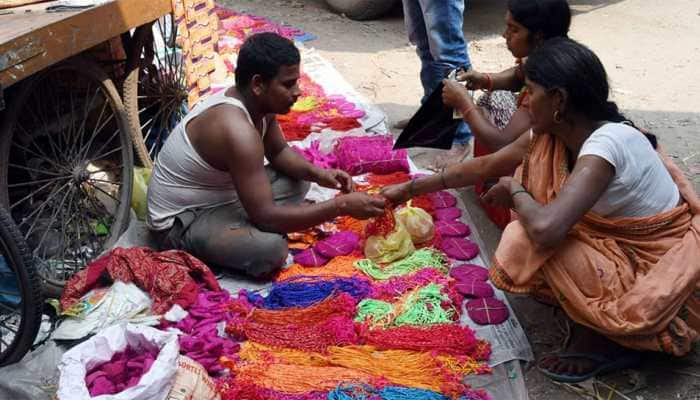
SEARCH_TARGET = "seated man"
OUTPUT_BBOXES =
[147,32,385,277]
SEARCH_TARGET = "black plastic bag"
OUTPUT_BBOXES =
[393,81,461,150]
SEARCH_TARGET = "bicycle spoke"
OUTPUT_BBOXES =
[8,175,71,189]
[9,179,61,211]
[8,163,64,177]
[83,181,121,205]
[90,145,124,161]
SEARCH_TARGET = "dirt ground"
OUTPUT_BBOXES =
[223,0,700,398]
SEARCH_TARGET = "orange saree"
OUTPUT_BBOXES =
[490,133,700,355]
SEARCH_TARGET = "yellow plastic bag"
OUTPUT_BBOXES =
[131,167,152,221]
[364,222,415,264]
[396,203,435,244]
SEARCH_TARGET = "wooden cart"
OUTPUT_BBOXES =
[0,0,175,296]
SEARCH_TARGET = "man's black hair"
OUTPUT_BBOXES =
[235,32,301,89]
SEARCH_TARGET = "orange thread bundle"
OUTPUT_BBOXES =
[221,357,376,393]
[366,172,412,187]
[275,255,363,281]
[236,342,488,396]
[336,216,367,236]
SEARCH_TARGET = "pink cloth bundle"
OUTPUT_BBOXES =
[314,231,361,258]
[293,247,330,267]
[450,264,489,282]
[292,141,338,170]
[172,290,241,374]
[435,220,471,237]
[439,238,479,261]
[334,135,409,176]
[466,298,509,325]
[85,346,159,396]
[429,191,457,208]
[434,207,462,221]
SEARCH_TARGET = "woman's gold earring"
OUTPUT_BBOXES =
[553,110,562,124]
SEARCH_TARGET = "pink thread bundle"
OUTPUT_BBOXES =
[85,345,159,396]
[369,268,449,301]
[293,141,338,169]
[334,135,409,176]
[357,324,490,359]
[169,290,240,374]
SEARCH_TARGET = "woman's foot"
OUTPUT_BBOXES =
[537,324,641,383]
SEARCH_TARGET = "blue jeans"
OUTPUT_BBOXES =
[403,0,472,144]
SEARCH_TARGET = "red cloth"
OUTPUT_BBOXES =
[60,247,221,314]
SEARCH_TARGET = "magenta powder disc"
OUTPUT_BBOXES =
[314,231,360,258]
[293,247,330,267]
[454,280,494,298]
[450,264,489,282]
[434,207,462,221]
[439,237,479,260]
[435,220,471,237]
[430,191,458,209]
[466,298,509,325]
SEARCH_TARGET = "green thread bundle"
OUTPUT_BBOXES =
[354,248,448,280]
[355,283,456,327]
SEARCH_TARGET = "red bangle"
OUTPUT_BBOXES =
[484,73,493,92]
[460,105,476,118]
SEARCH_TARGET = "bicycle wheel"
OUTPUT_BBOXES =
[0,206,43,366]
[0,59,134,298]
[123,16,188,168]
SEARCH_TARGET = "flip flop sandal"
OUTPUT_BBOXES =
[537,351,642,383]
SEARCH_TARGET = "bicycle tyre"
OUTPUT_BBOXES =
[0,207,43,366]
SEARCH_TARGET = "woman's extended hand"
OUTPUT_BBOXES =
[380,182,412,205]
[457,69,489,91]
[442,79,474,113]
[482,176,516,209]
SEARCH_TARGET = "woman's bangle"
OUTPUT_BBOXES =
[510,189,530,198]
[460,105,476,118]
[485,73,493,92]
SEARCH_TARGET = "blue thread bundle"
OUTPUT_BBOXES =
[250,277,372,309]
[328,385,486,400]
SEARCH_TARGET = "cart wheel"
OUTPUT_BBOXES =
[0,206,43,366]
[123,16,188,168]
[0,59,134,298]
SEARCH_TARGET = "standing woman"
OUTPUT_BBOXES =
[383,38,700,382]
[443,0,571,228]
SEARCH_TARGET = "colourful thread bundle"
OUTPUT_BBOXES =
[247,276,372,309]
[226,293,361,351]
[369,268,448,301]
[335,135,410,176]
[328,384,489,400]
[358,323,490,359]
[275,255,363,281]
[233,342,488,396]
[355,248,448,280]
[355,283,456,327]
[219,380,328,400]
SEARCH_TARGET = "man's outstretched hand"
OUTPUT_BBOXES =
[314,168,354,193]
